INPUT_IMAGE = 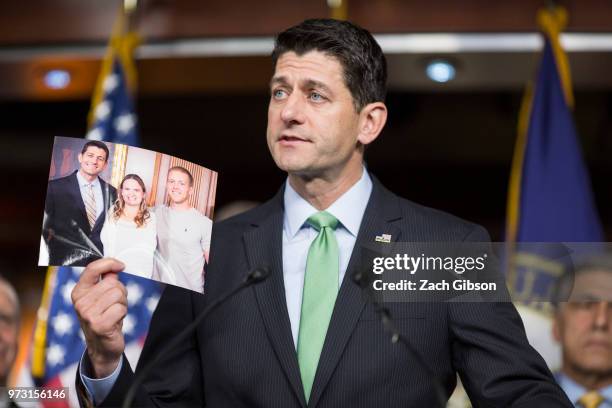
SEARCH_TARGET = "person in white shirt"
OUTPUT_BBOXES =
[100,174,156,279]
[153,166,212,292]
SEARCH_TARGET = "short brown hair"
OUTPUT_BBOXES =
[168,166,194,186]
[81,140,110,162]
[272,19,387,112]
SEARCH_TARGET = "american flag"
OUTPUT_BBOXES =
[24,15,163,407]
[86,56,138,145]
[35,268,160,407]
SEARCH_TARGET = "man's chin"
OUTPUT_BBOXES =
[574,360,612,375]
[81,169,101,177]
[276,158,313,174]
[170,198,189,206]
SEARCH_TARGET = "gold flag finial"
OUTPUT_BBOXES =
[536,5,574,108]
[328,0,348,21]
[124,0,138,14]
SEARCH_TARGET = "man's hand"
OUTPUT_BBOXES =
[72,258,127,378]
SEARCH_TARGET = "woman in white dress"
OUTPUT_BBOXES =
[100,174,156,278]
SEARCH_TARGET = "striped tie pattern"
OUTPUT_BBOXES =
[578,391,604,408]
[85,183,97,229]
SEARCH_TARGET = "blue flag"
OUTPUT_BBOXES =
[504,7,604,371]
[512,39,604,242]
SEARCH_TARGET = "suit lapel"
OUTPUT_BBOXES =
[243,192,308,408]
[70,172,92,235]
[93,178,113,230]
[308,178,402,408]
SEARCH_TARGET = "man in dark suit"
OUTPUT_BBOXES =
[43,140,116,267]
[72,19,572,407]
[552,257,612,407]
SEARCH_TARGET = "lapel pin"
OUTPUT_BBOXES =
[375,233,392,243]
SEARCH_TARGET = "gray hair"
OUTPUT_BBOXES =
[0,275,20,324]
[553,254,612,306]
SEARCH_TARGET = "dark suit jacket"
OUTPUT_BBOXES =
[43,170,116,266]
[81,176,571,407]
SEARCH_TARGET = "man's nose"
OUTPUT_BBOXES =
[280,92,306,125]
[593,301,610,330]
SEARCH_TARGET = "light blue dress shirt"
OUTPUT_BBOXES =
[283,168,372,347]
[79,351,123,405]
[76,171,105,220]
[557,372,612,408]
[81,167,373,403]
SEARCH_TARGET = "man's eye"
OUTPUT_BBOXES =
[571,301,597,310]
[273,89,287,99]
[0,314,14,325]
[310,92,324,102]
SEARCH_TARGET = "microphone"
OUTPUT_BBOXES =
[122,266,270,408]
[352,270,447,408]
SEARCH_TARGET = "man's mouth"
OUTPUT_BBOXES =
[585,339,612,350]
[279,135,309,144]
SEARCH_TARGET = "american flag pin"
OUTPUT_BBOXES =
[375,234,392,243]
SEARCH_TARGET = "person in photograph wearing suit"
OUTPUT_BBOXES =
[43,140,117,267]
[72,19,572,407]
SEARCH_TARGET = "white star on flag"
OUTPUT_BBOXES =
[86,127,103,140]
[52,312,73,336]
[146,296,160,314]
[122,314,136,335]
[61,280,76,304]
[46,343,65,366]
[114,113,135,135]
[95,100,112,120]
[103,74,119,93]
[126,282,143,306]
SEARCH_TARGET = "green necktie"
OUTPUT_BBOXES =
[297,211,339,402]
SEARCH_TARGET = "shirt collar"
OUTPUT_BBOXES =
[283,167,372,238]
[76,170,100,188]
[557,372,612,405]
[604,385,612,405]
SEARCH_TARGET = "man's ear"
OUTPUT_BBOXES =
[357,102,387,146]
